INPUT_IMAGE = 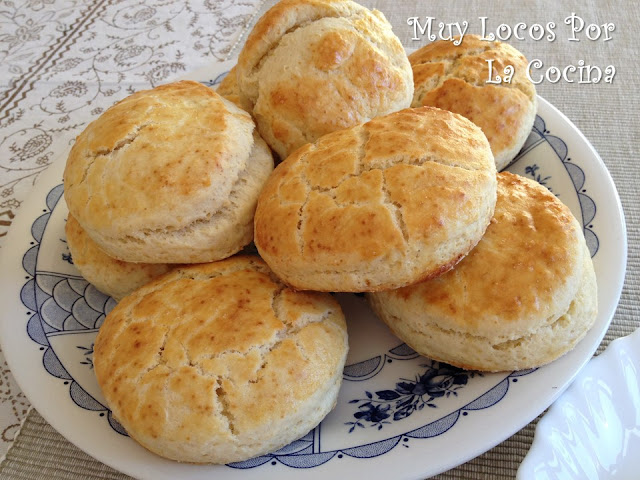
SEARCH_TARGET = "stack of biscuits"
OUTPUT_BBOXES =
[62,0,597,466]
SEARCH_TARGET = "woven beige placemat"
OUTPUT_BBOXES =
[0,410,129,480]
[1,1,637,479]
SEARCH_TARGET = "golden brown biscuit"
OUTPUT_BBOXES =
[63,80,274,264]
[65,214,173,301]
[368,172,597,372]
[236,0,413,160]
[409,35,537,170]
[254,106,497,292]
[93,256,348,464]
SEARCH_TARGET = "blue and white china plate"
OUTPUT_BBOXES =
[517,327,640,480]
[0,60,626,480]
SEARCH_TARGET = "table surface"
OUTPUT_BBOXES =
[0,0,638,478]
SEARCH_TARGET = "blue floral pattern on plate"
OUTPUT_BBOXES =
[346,362,482,432]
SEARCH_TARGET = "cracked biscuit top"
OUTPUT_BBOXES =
[368,172,597,371]
[409,35,537,171]
[93,256,348,464]
[63,80,274,264]
[254,106,498,292]
[236,0,413,160]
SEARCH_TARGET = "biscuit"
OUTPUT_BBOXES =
[254,106,497,292]
[368,172,598,372]
[93,256,348,464]
[236,0,413,160]
[63,80,274,263]
[216,65,252,112]
[409,35,537,170]
[65,214,173,301]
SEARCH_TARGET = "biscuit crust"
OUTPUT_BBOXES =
[369,172,597,372]
[93,256,348,464]
[254,106,497,292]
[409,35,537,170]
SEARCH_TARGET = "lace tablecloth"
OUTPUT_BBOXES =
[0,0,638,478]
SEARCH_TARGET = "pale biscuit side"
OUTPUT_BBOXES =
[65,214,173,301]
[370,243,596,372]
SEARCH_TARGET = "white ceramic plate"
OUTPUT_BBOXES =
[517,327,640,480]
[0,60,627,480]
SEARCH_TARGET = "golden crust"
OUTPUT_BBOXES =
[254,106,497,292]
[409,35,537,170]
[63,81,274,263]
[236,0,413,160]
[65,214,173,301]
[369,172,597,371]
[93,256,348,464]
